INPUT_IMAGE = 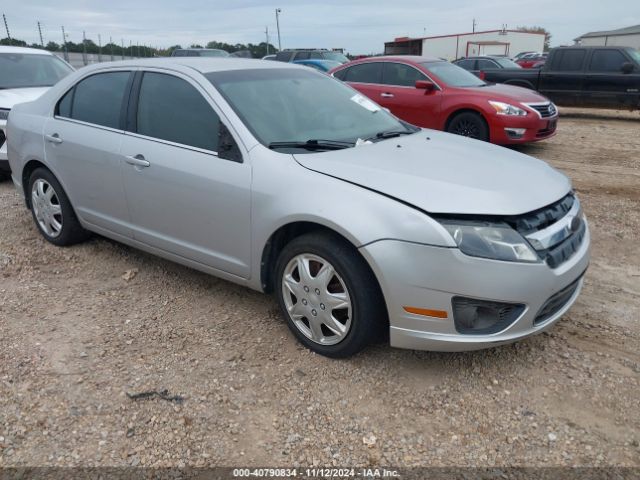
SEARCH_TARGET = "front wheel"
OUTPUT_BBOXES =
[274,232,386,358]
[447,111,489,141]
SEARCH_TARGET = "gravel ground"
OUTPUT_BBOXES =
[0,108,639,470]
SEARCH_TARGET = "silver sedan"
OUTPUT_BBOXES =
[6,58,590,357]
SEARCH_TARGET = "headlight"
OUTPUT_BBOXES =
[0,109,9,121]
[439,220,539,263]
[488,101,527,116]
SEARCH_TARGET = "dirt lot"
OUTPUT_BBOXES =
[0,108,639,470]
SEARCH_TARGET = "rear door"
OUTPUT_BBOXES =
[379,62,441,128]
[120,70,252,277]
[539,49,587,106]
[43,70,133,237]
[583,49,640,109]
[339,62,385,104]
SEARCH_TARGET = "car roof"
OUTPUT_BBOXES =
[0,46,56,55]
[348,55,443,64]
[75,57,302,75]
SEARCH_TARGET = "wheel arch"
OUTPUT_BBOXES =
[260,221,381,297]
[22,159,50,208]
[444,108,490,137]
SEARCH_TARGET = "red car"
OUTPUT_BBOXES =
[329,56,558,144]
[516,54,547,69]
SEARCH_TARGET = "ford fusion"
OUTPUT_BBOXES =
[6,58,590,357]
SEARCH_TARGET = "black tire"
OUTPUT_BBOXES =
[274,232,386,358]
[447,111,489,141]
[28,167,89,246]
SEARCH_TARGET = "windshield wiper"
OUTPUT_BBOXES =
[268,139,355,151]
[364,129,415,143]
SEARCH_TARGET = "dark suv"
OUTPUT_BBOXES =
[275,49,349,64]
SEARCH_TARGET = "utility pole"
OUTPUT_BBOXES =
[121,39,124,59]
[265,26,269,55]
[98,34,102,62]
[81,30,87,65]
[472,18,477,33]
[110,35,114,61]
[37,21,44,47]
[275,8,282,51]
[61,26,69,61]
[3,13,10,41]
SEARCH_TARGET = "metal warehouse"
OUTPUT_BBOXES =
[574,24,640,49]
[385,29,545,61]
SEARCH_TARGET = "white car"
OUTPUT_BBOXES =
[0,46,74,177]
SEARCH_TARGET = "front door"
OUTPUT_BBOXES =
[376,62,441,129]
[583,49,640,109]
[43,70,133,237]
[539,49,587,106]
[120,71,252,278]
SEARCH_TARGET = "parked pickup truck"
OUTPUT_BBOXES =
[469,46,640,110]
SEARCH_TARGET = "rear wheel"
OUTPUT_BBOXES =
[274,232,386,358]
[28,167,89,246]
[447,111,489,141]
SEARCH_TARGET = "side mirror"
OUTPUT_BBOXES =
[621,62,634,74]
[218,123,242,163]
[415,80,435,92]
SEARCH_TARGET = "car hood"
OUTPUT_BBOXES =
[0,87,50,110]
[460,83,548,103]
[294,130,571,216]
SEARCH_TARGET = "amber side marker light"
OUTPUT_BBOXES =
[403,307,448,319]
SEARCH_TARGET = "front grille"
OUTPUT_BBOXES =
[534,274,583,325]
[527,102,557,118]
[543,219,586,268]
[505,194,574,234]
[505,193,586,268]
[0,129,5,149]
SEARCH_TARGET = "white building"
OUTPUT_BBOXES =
[385,29,545,61]
[574,25,640,49]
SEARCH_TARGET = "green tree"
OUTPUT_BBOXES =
[0,37,27,46]
[516,26,552,51]
[45,41,60,51]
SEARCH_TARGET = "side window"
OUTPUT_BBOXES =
[62,72,130,129]
[589,50,628,72]
[309,51,323,59]
[552,50,586,72]
[344,63,382,84]
[294,52,310,60]
[477,59,498,70]
[382,63,427,87]
[56,88,73,117]
[332,68,348,80]
[455,59,475,70]
[275,51,293,62]
[136,72,220,152]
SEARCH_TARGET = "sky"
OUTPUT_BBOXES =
[2,0,639,54]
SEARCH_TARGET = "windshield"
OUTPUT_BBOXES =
[323,52,350,64]
[422,61,486,87]
[495,58,522,68]
[200,49,230,57]
[206,68,414,150]
[0,53,73,89]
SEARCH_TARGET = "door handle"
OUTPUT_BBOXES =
[380,93,394,98]
[125,154,150,168]
[45,134,63,144]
